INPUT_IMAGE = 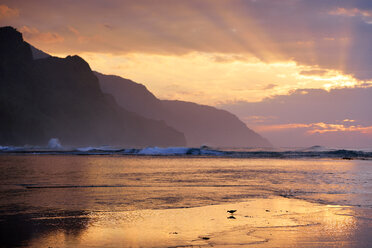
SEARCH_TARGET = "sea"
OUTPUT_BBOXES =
[0,145,371,247]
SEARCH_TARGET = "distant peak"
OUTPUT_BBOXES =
[66,55,84,61]
[0,26,18,32]
[65,55,91,70]
[0,26,23,41]
[0,25,32,63]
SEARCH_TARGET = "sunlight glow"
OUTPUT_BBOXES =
[254,122,372,135]
[52,51,369,105]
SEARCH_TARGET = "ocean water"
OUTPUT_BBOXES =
[2,145,372,159]
[0,154,371,247]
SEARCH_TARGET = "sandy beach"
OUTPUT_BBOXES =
[4,197,371,247]
[0,155,371,247]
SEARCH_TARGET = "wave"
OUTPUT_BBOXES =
[137,146,224,155]
[1,145,372,159]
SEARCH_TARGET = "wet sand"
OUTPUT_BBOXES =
[0,155,371,247]
[2,197,367,248]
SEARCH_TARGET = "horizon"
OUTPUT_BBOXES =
[1,0,371,147]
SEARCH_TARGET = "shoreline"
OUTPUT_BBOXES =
[1,155,371,247]
[3,196,370,248]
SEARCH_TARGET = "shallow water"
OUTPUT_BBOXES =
[0,155,371,247]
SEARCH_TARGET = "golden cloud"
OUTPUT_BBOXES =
[307,123,372,135]
[299,69,329,76]
[255,123,311,132]
[20,26,64,44]
[255,122,372,135]
[0,4,19,19]
[329,7,372,18]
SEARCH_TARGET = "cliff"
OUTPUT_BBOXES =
[95,72,271,147]
[0,26,186,147]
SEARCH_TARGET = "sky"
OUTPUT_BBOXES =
[1,0,371,147]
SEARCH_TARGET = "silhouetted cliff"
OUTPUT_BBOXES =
[0,26,185,147]
[95,72,271,147]
[162,100,270,147]
[96,72,166,120]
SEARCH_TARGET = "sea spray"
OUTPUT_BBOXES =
[48,138,62,149]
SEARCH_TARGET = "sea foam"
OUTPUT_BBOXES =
[0,144,371,159]
[48,138,62,149]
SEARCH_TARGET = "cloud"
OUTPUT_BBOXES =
[241,115,276,124]
[67,26,79,36]
[329,7,372,25]
[329,7,372,17]
[103,24,114,30]
[2,0,372,79]
[299,69,329,76]
[307,123,372,134]
[0,4,19,19]
[255,123,312,132]
[263,83,278,90]
[211,54,249,63]
[20,26,64,44]
[343,119,355,123]
[220,86,372,147]
[72,51,367,106]
[222,86,372,126]
[256,122,372,135]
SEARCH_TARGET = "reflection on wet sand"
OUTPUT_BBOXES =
[0,155,371,247]
[0,209,90,248]
[17,197,371,248]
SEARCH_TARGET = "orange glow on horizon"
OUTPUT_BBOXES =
[49,51,370,106]
[254,122,372,135]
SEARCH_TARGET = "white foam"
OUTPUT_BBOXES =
[136,147,225,156]
[48,138,62,149]
[77,146,96,152]
[76,146,116,152]
[138,147,191,155]
[200,149,225,155]
[0,145,9,151]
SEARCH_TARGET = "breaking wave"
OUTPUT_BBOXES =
[1,145,372,159]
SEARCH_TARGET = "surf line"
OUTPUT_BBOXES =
[24,184,260,189]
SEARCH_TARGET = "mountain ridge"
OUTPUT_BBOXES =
[1,25,270,148]
[95,72,271,147]
[0,26,186,147]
